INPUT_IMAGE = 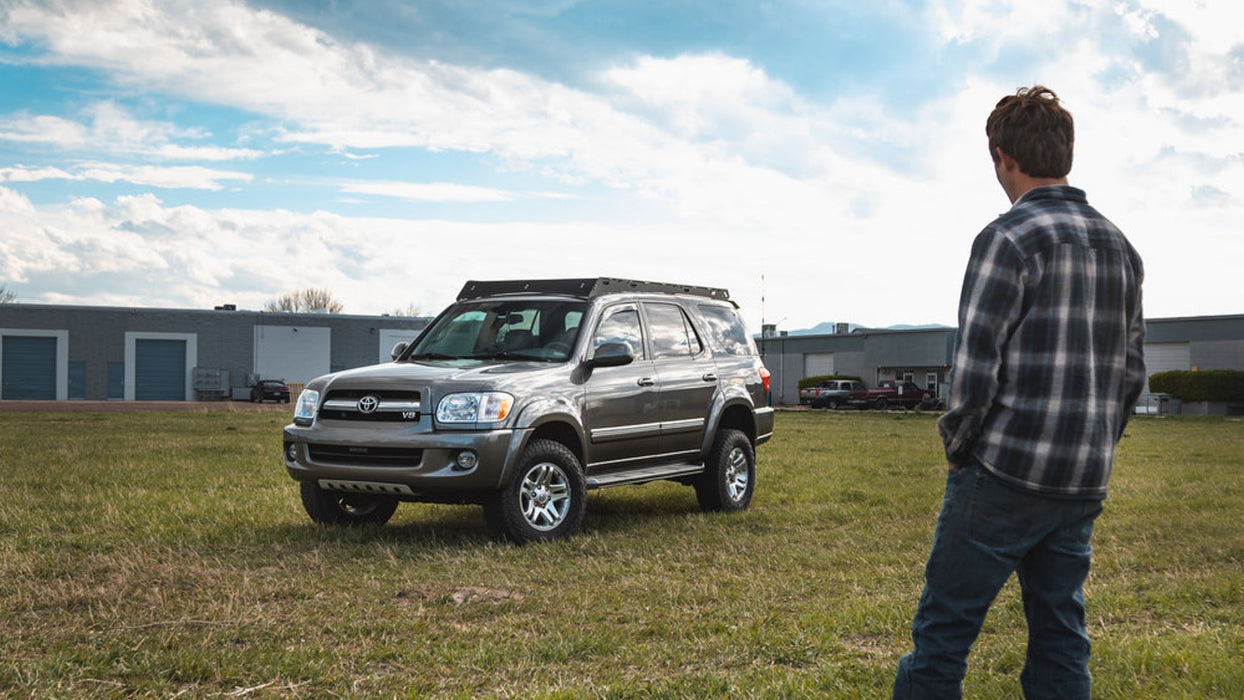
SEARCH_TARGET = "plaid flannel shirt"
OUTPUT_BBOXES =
[938,186,1145,498]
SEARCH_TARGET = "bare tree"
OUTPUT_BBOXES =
[0,285,15,303]
[264,288,344,313]
[390,302,422,317]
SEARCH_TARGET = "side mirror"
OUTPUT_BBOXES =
[391,341,409,361]
[588,341,635,368]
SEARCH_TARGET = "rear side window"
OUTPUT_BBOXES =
[645,302,702,359]
[697,304,756,356]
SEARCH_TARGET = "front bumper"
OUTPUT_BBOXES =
[283,420,530,498]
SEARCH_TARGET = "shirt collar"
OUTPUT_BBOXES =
[1013,184,1086,207]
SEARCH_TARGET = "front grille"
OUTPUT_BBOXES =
[320,389,421,422]
[325,390,420,401]
[319,408,420,421]
[308,444,424,467]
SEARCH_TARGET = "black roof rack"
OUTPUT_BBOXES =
[456,278,731,302]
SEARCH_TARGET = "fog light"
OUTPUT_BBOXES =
[454,451,478,471]
[286,442,298,462]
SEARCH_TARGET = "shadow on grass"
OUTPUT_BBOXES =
[252,486,712,550]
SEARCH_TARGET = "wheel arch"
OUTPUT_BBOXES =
[526,420,585,467]
[702,399,757,455]
[499,408,586,489]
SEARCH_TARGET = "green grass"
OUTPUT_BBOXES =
[1,410,1242,698]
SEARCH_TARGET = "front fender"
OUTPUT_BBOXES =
[495,394,587,486]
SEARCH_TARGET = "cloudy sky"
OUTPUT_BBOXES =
[1,0,1241,332]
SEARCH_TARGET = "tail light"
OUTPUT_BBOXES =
[758,367,771,394]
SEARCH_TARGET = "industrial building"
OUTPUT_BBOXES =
[2,302,1241,408]
[0,303,429,401]
[756,314,1244,408]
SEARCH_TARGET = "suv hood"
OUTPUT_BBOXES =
[312,359,564,393]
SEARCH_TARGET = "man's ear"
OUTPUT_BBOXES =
[995,148,1023,174]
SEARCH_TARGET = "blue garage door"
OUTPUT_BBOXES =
[135,339,186,400]
[2,336,57,399]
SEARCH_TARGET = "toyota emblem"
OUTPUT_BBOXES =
[357,395,380,413]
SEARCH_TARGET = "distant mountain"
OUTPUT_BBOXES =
[781,321,953,337]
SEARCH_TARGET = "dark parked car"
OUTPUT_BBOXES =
[251,380,290,403]
[282,278,774,543]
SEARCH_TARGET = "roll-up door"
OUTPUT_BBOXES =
[1,336,57,399]
[135,339,186,400]
[804,352,835,377]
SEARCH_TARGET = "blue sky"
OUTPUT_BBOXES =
[1,0,1242,331]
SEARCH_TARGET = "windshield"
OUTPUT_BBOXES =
[406,298,588,362]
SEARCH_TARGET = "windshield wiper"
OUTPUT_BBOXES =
[467,351,520,360]
[468,351,552,361]
[407,352,460,361]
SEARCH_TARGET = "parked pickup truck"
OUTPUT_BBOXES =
[799,379,864,409]
[848,380,935,410]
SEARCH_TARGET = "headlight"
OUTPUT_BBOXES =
[436,392,514,424]
[293,389,320,425]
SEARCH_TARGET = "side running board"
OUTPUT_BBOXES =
[585,463,704,489]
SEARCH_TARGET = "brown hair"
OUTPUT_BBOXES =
[986,86,1074,178]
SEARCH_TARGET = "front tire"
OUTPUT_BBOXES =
[695,428,755,512]
[300,482,398,526]
[484,439,586,544]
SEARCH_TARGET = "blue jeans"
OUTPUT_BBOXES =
[892,462,1104,700]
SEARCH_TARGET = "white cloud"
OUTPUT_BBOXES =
[1,0,1242,328]
[76,162,253,190]
[0,165,76,182]
[340,181,516,203]
[0,161,251,190]
[0,102,263,161]
[0,113,90,146]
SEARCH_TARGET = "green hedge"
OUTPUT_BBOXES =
[797,374,864,390]
[1148,370,1244,402]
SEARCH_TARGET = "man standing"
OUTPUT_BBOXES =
[892,86,1146,699]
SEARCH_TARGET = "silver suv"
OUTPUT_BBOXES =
[282,278,774,543]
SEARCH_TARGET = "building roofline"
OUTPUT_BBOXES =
[1146,313,1244,324]
[757,325,955,341]
[0,301,430,323]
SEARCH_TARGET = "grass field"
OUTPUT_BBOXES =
[1,409,1241,698]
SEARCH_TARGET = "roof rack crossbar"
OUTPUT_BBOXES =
[456,278,731,302]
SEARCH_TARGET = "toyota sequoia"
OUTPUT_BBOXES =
[282,278,774,543]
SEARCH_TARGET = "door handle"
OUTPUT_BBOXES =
[701,373,717,382]
[637,377,655,387]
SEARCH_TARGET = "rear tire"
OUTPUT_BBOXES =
[300,482,397,526]
[695,428,755,512]
[484,439,586,544]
